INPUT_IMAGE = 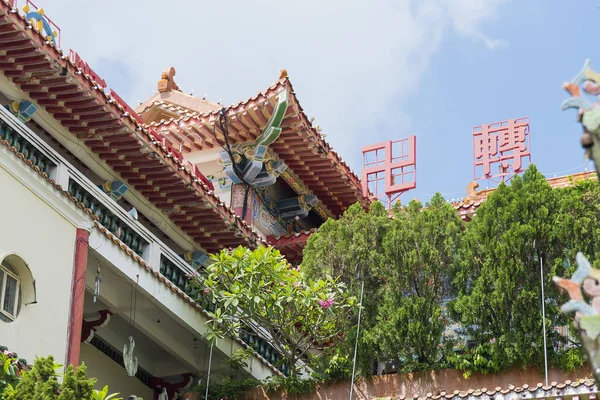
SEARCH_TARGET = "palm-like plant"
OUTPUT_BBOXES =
[92,385,122,400]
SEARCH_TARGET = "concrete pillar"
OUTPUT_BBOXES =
[65,227,90,367]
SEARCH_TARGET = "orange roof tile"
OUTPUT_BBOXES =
[136,90,221,118]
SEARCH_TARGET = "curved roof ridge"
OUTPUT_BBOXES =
[141,75,366,207]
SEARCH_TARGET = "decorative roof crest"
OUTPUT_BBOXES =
[158,67,180,93]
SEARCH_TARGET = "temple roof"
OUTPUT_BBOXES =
[138,73,369,218]
[0,1,265,253]
[137,90,221,121]
[453,171,597,221]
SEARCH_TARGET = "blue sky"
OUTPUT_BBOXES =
[40,0,600,204]
[409,0,597,201]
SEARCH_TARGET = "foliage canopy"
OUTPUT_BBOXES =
[302,165,598,378]
[189,245,357,376]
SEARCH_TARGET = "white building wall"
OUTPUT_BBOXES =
[80,344,154,400]
[0,165,78,366]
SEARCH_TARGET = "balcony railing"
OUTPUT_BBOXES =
[159,255,189,293]
[0,106,290,375]
[0,118,55,176]
[240,327,289,375]
[68,179,147,256]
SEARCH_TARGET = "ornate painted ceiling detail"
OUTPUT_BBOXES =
[220,143,287,187]
[277,194,319,220]
[81,309,113,344]
[181,250,209,269]
[219,90,289,187]
[6,100,37,123]
[100,180,129,201]
[279,169,334,220]
[231,184,288,237]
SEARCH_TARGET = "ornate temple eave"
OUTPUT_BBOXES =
[267,229,317,265]
[144,78,369,217]
[0,0,264,253]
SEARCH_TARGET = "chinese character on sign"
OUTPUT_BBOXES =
[361,136,417,209]
[473,117,530,181]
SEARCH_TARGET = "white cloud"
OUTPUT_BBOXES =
[40,0,507,169]
[444,0,509,49]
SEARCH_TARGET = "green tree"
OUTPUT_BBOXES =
[3,356,120,400]
[189,246,356,376]
[0,350,22,396]
[450,165,593,375]
[302,201,390,376]
[372,194,462,371]
[303,195,462,375]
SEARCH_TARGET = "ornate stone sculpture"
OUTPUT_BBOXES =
[554,253,600,381]
[555,60,600,383]
[218,89,289,187]
[561,60,600,177]
[158,67,180,93]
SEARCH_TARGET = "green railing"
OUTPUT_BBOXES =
[240,328,289,375]
[160,255,216,314]
[67,179,147,256]
[0,119,54,176]
[159,255,189,293]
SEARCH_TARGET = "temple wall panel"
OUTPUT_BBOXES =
[0,163,79,366]
[231,184,287,238]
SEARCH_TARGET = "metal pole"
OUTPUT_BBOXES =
[204,343,214,400]
[540,255,549,386]
[349,279,365,400]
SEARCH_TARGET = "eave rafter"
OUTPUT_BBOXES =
[0,0,264,254]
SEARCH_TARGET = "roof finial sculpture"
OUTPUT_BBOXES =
[158,67,180,93]
[555,60,600,384]
[461,181,481,203]
[279,68,288,80]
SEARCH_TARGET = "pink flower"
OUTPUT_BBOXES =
[203,288,211,293]
[185,270,199,280]
[319,299,335,309]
